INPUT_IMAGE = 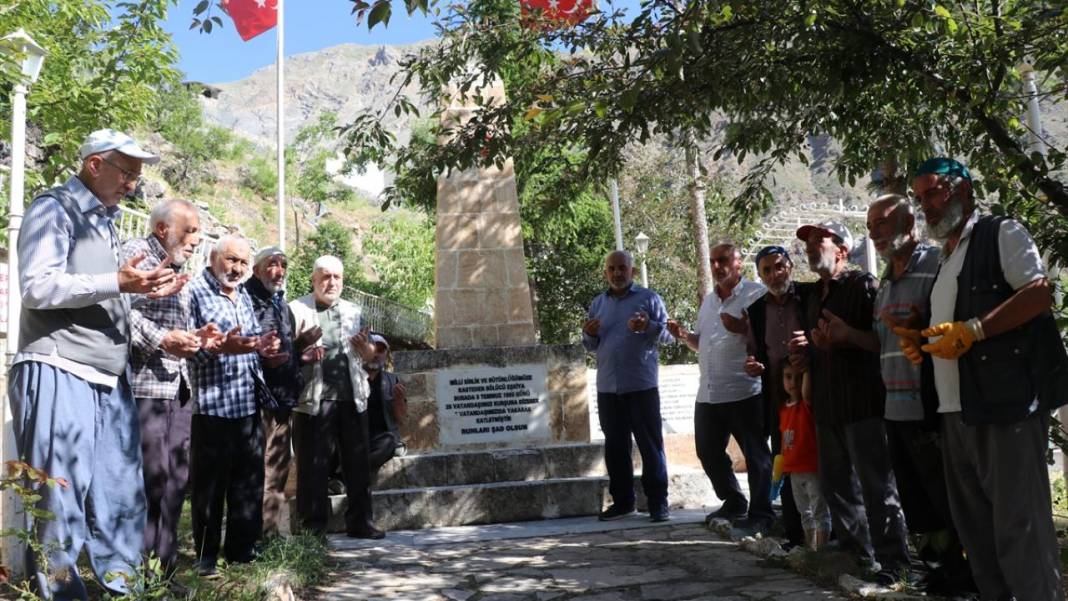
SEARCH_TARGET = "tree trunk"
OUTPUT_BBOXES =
[685,131,713,300]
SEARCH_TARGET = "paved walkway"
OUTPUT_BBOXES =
[313,509,848,601]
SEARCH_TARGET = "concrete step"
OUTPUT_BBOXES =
[315,466,716,532]
[373,443,606,489]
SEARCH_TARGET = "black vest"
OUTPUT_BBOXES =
[946,215,1068,424]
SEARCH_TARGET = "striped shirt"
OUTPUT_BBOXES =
[187,268,264,418]
[13,176,123,388]
[874,244,939,421]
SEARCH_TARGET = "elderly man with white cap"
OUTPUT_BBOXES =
[290,255,381,538]
[788,219,911,585]
[246,245,319,537]
[8,129,188,598]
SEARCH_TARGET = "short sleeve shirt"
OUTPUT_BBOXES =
[930,213,1045,413]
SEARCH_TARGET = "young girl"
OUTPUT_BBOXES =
[778,359,830,551]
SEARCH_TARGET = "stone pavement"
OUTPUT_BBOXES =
[313,509,848,601]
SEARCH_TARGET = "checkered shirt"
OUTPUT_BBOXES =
[122,235,192,400]
[187,267,264,418]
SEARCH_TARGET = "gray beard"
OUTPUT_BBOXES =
[877,233,911,259]
[768,280,791,297]
[928,198,965,241]
[263,279,284,293]
[809,251,836,276]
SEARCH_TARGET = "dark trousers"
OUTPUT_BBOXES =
[138,393,192,572]
[261,408,292,537]
[816,417,910,571]
[942,411,1064,601]
[330,430,399,481]
[190,413,264,564]
[886,420,973,589]
[694,395,774,521]
[294,398,372,533]
[596,388,669,509]
[779,476,805,547]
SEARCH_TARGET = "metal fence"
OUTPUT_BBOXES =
[117,205,433,344]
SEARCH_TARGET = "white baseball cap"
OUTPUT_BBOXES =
[796,220,854,252]
[79,129,160,165]
[370,333,389,349]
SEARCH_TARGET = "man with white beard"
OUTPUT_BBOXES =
[186,235,283,575]
[245,247,319,537]
[122,199,219,575]
[823,196,973,594]
[788,220,910,584]
[896,158,1067,600]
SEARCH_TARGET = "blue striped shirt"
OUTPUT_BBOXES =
[582,284,671,394]
[874,244,940,421]
[187,268,264,418]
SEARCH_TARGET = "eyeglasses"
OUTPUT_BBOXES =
[99,156,143,185]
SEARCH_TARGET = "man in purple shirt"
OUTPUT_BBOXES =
[582,250,672,522]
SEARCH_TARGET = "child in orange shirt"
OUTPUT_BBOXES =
[778,359,830,551]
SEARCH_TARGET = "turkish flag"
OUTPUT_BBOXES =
[519,0,594,26]
[221,0,278,41]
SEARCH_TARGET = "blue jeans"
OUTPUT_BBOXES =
[8,361,146,600]
[596,388,668,509]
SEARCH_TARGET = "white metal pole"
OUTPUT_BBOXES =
[640,259,648,288]
[1022,68,1045,156]
[609,179,623,251]
[6,83,27,363]
[276,0,286,250]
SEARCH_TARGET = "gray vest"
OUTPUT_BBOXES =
[17,185,131,375]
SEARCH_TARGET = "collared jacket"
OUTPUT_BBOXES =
[290,294,370,414]
[246,276,303,412]
[123,234,191,400]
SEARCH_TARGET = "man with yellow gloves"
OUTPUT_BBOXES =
[896,157,1067,601]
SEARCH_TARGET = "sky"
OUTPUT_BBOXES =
[163,0,442,84]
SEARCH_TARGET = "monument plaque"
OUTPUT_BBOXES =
[586,364,700,441]
[437,364,550,445]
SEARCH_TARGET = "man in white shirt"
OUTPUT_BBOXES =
[899,157,1066,601]
[668,242,772,532]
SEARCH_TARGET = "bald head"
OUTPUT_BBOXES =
[867,193,916,259]
[603,250,635,293]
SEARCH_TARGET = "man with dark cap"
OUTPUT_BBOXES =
[789,220,910,584]
[742,245,812,548]
[246,246,319,537]
[897,158,1066,601]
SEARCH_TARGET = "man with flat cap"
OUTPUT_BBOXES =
[789,220,910,583]
[898,158,1067,600]
[9,129,188,599]
[246,246,318,537]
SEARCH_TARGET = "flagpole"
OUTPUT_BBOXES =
[276,0,286,250]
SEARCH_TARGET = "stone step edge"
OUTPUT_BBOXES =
[390,441,602,459]
[371,475,609,496]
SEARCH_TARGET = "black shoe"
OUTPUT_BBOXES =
[347,523,386,539]
[597,504,636,521]
[196,558,218,577]
[705,503,747,524]
[649,506,670,523]
[732,516,774,535]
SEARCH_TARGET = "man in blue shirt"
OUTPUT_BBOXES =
[582,250,671,522]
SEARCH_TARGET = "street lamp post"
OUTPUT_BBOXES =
[1,28,46,577]
[2,29,46,364]
[635,231,650,288]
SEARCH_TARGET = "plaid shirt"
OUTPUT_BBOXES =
[122,235,191,400]
[187,267,264,419]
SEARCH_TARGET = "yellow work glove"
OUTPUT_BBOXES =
[772,454,783,483]
[892,327,924,365]
[921,320,981,360]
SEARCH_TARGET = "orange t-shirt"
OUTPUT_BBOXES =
[779,399,818,474]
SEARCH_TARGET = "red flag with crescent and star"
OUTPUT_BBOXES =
[221,0,278,41]
[519,0,594,26]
